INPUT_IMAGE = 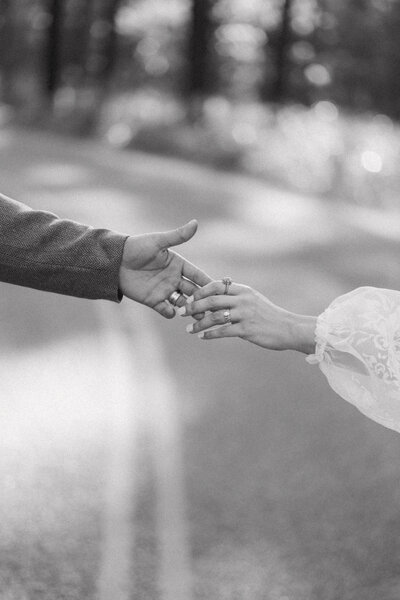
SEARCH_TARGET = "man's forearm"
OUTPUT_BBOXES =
[0,193,128,301]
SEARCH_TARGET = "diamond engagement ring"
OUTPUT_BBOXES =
[223,309,232,324]
[222,277,233,295]
[169,291,182,306]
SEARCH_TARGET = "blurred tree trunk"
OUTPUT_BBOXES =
[45,0,63,99]
[86,0,122,87]
[186,0,215,119]
[272,0,292,101]
[262,0,293,102]
[66,0,94,87]
[0,0,14,102]
[77,0,122,133]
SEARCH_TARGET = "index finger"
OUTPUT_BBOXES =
[192,280,244,302]
[182,258,212,287]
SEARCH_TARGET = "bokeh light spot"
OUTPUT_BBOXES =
[107,123,133,147]
[361,150,383,173]
[305,64,331,86]
[313,101,338,122]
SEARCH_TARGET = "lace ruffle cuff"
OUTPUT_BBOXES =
[305,312,331,365]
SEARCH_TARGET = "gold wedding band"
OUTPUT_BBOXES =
[169,291,182,306]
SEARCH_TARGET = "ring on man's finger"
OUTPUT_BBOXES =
[169,291,182,306]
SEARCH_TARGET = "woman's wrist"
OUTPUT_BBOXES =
[286,313,317,355]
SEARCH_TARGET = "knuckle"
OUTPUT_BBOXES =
[243,305,254,319]
[210,312,219,324]
[193,303,203,315]
[244,288,256,301]
[209,297,219,310]
[193,290,202,302]
[238,323,246,337]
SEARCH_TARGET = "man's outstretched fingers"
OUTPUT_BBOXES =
[175,294,187,308]
[198,324,241,339]
[182,259,212,288]
[155,300,176,319]
[179,278,198,298]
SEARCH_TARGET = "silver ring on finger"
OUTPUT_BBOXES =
[223,309,232,324]
[222,277,233,295]
[169,291,182,306]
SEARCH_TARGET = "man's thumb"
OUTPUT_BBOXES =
[157,219,198,248]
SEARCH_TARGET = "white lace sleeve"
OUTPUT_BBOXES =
[306,287,400,433]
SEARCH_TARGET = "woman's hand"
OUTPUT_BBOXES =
[180,280,317,354]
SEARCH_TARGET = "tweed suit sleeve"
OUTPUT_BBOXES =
[0,193,128,301]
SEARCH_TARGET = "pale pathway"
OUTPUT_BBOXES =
[97,301,192,600]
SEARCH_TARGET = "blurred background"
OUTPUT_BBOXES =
[2,0,400,207]
[1,1,400,599]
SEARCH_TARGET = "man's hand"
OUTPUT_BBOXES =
[118,219,211,318]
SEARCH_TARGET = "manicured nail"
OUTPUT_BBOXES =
[177,306,186,316]
[187,295,194,304]
[186,323,194,333]
[198,332,205,339]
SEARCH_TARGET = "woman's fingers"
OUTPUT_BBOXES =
[186,308,239,334]
[184,294,237,317]
[178,279,204,319]
[192,280,244,302]
[198,324,242,340]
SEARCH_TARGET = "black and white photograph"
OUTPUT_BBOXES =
[0,1,400,599]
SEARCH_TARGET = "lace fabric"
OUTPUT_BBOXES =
[306,287,400,433]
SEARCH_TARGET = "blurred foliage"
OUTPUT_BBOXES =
[1,0,400,209]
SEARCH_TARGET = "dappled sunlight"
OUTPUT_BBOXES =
[199,188,344,259]
[0,128,399,600]
[100,91,400,212]
[0,128,14,149]
[200,177,400,262]
[0,337,109,451]
[24,162,93,187]
[342,204,400,240]
[24,187,142,232]
[200,218,315,257]
[3,0,400,595]
[193,540,311,599]
[234,185,339,243]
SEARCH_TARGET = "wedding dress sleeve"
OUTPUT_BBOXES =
[306,287,400,433]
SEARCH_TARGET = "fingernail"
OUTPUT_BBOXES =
[198,332,205,339]
[186,323,194,333]
[187,295,194,304]
[177,306,186,316]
